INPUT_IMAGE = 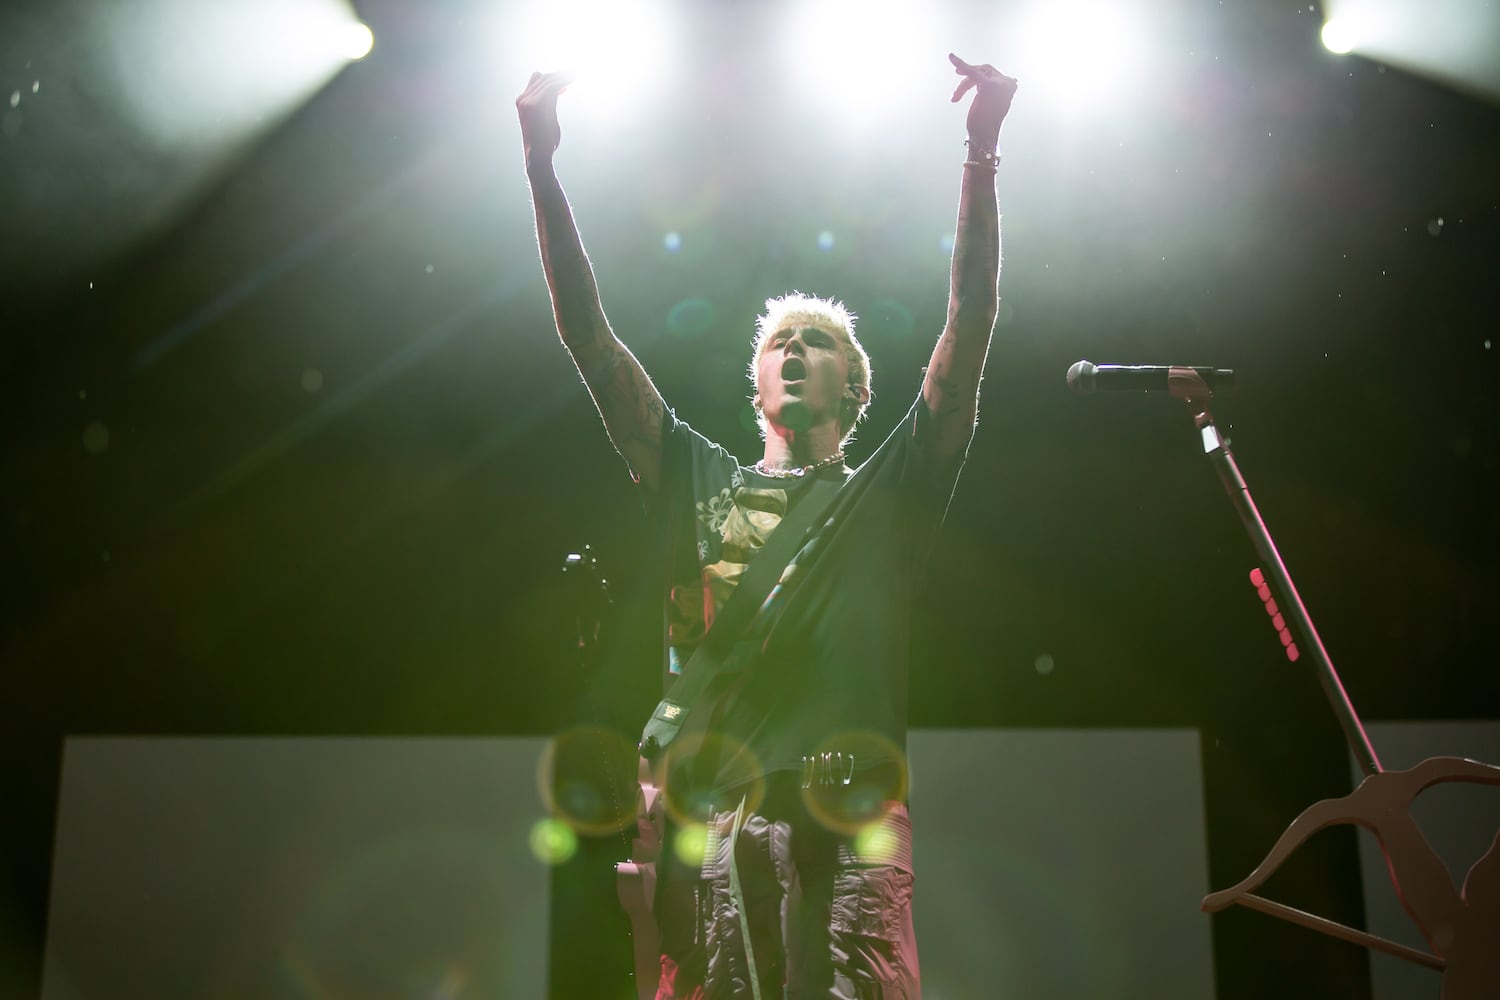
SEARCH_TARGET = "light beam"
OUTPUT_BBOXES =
[105,0,374,150]
[1009,1,1152,113]
[783,0,947,129]
[503,0,675,128]
[1321,0,1500,102]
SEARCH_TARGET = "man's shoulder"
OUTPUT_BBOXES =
[666,410,745,470]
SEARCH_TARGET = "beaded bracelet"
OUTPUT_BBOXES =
[963,141,999,171]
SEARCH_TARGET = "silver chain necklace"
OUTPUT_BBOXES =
[751,450,846,479]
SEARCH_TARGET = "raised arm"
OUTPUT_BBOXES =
[517,72,667,491]
[923,55,1017,463]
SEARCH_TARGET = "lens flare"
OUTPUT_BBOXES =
[536,726,637,837]
[659,731,765,827]
[667,297,717,336]
[529,817,579,865]
[854,812,902,865]
[866,297,915,339]
[800,730,909,836]
[672,823,709,867]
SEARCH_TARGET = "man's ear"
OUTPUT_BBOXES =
[846,384,870,404]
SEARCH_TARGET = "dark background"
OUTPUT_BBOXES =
[4,0,1497,996]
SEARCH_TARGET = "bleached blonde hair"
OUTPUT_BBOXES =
[749,292,873,444]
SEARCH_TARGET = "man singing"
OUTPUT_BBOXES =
[518,52,1017,999]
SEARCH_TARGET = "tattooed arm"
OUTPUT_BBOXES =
[923,55,1017,464]
[517,71,667,491]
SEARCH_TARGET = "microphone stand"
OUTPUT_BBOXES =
[1170,369,1500,997]
[1167,369,1380,776]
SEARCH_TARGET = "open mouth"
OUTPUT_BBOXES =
[780,357,807,381]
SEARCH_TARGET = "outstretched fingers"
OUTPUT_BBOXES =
[949,52,975,101]
[948,53,1017,95]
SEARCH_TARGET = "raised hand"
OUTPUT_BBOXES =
[948,53,1017,152]
[516,70,574,169]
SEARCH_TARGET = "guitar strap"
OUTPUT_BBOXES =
[639,470,843,759]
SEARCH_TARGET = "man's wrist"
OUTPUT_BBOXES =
[963,139,999,171]
[524,151,557,179]
[964,135,999,156]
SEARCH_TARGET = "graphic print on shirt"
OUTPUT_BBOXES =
[670,485,789,656]
[696,489,734,534]
[703,486,788,616]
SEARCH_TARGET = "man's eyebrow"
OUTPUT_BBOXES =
[766,325,839,344]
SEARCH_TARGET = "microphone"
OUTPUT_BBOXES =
[1066,360,1235,394]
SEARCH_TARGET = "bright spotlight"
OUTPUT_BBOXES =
[105,0,373,149]
[1319,0,1500,102]
[1011,2,1151,113]
[505,0,674,127]
[343,22,374,61]
[784,0,946,127]
[1321,17,1358,54]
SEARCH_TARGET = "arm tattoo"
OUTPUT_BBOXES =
[528,165,667,486]
[924,165,1000,459]
[579,339,666,485]
[925,365,969,418]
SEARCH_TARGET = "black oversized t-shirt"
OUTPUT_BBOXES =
[654,393,964,799]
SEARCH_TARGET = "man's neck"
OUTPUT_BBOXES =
[759,422,845,472]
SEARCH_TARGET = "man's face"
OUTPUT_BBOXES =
[755,324,851,435]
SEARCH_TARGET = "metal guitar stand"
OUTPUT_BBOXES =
[1160,368,1500,1000]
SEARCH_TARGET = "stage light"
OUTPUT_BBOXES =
[783,0,946,126]
[1010,1,1151,112]
[342,22,375,61]
[504,0,674,128]
[1321,17,1359,54]
[1319,0,1500,102]
[105,0,374,149]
